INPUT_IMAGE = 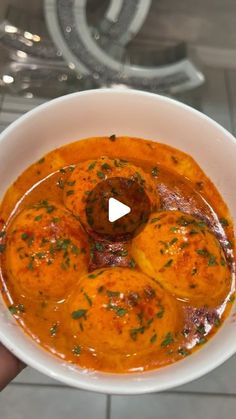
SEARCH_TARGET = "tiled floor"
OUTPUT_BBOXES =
[0,65,236,418]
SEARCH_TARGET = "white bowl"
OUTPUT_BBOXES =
[0,89,236,394]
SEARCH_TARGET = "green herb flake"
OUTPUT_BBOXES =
[66,190,75,196]
[220,218,229,227]
[229,295,235,303]
[214,317,221,327]
[34,215,42,222]
[171,155,178,164]
[84,292,92,307]
[21,232,29,240]
[196,324,205,335]
[67,180,76,187]
[169,237,178,246]
[0,231,6,238]
[36,252,46,259]
[197,337,207,345]
[9,304,25,314]
[189,229,198,235]
[50,323,58,336]
[156,305,165,318]
[150,333,157,344]
[163,259,173,268]
[109,134,116,141]
[114,159,128,168]
[129,258,136,269]
[196,248,209,257]
[97,171,105,179]
[116,308,128,317]
[208,254,218,266]
[170,226,178,233]
[151,167,159,178]
[220,257,226,266]
[130,326,145,341]
[101,163,111,171]
[28,257,34,271]
[191,267,198,276]
[72,345,81,355]
[57,178,65,189]
[95,242,105,252]
[71,309,87,320]
[107,290,120,298]
[0,244,6,253]
[52,217,60,224]
[161,332,174,347]
[88,161,96,171]
[177,216,193,226]
[178,347,189,357]
[71,244,79,255]
[97,285,104,293]
[150,216,162,224]
[88,270,104,279]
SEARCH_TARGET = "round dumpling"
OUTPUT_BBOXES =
[131,211,231,306]
[6,201,89,301]
[67,267,181,356]
[63,157,159,228]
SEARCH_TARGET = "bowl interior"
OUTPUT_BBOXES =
[0,89,236,394]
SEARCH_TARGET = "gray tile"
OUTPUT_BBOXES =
[2,95,45,114]
[0,124,7,133]
[111,393,236,419]
[12,367,62,386]
[225,70,236,136]
[176,353,236,394]
[198,67,232,131]
[0,111,23,125]
[0,385,107,419]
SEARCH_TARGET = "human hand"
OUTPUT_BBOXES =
[0,342,26,391]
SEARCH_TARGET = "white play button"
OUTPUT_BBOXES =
[108,197,131,222]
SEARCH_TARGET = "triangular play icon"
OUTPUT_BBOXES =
[108,197,131,222]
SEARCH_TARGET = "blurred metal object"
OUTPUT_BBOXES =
[0,6,97,98]
[44,0,204,93]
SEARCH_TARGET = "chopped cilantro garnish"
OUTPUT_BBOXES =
[34,215,42,222]
[178,347,189,357]
[151,167,159,178]
[150,333,157,344]
[97,171,105,179]
[107,290,120,298]
[150,216,162,223]
[130,326,145,341]
[67,180,76,186]
[163,259,173,268]
[88,161,96,171]
[208,254,218,266]
[220,218,229,227]
[169,237,178,246]
[0,244,6,253]
[84,293,92,306]
[66,190,75,196]
[71,309,87,320]
[9,304,25,314]
[50,323,58,336]
[72,345,81,355]
[161,332,174,347]
[129,258,136,269]
[101,163,111,171]
[156,305,165,318]
[88,270,104,279]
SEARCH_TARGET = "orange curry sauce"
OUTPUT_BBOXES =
[0,136,235,373]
